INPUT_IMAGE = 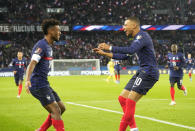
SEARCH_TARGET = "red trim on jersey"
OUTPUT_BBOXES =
[16,64,24,66]
[43,57,53,60]
[170,60,181,62]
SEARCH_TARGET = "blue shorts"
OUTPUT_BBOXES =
[14,73,24,86]
[114,65,120,72]
[30,86,61,106]
[169,77,183,86]
[187,66,193,70]
[125,70,158,95]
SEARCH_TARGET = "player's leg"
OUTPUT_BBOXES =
[14,73,19,86]
[14,74,20,98]
[106,70,112,82]
[169,77,176,105]
[119,91,142,131]
[51,87,66,114]
[189,69,192,81]
[118,70,120,82]
[119,71,157,131]
[118,74,137,112]
[17,74,24,97]
[112,71,116,82]
[115,70,118,81]
[119,89,130,112]
[30,87,65,131]
[177,77,187,96]
[44,102,65,131]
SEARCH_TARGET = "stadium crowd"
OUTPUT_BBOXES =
[0,0,194,68]
[0,31,194,68]
[1,0,194,25]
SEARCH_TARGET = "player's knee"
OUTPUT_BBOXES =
[51,105,61,116]
[177,85,182,90]
[60,105,66,114]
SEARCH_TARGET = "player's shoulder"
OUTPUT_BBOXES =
[140,30,151,39]
[137,30,152,45]
[22,57,26,61]
[12,58,16,62]
[32,39,47,52]
[36,39,46,46]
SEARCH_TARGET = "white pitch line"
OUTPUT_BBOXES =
[66,102,195,130]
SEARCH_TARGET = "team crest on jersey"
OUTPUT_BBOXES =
[35,48,42,54]
[136,35,142,40]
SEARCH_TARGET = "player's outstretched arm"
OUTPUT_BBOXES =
[25,60,37,94]
[93,48,130,60]
[93,48,113,58]
[98,39,144,55]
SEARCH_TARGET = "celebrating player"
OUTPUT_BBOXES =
[114,59,121,84]
[186,53,193,81]
[166,44,187,105]
[106,59,116,83]
[93,17,159,131]
[25,19,65,131]
[12,51,27,98]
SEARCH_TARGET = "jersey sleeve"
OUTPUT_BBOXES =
[111,37,145,54]
[12,59,16,71]
[112,53,130,60]
[31,43,45,63]
[179,53,185,68]
[166,54,171,67]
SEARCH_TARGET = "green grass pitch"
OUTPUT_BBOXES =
[0,74,194,131]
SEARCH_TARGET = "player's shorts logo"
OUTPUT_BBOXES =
[46,95,51,100]
[35,48,42,54]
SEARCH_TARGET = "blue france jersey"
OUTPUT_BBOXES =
[167,52,185,77]
[12,58,27,74]
[112,30,159,80]
[30,39,53,89]
[186,58,194,69]
[114,60,121,70]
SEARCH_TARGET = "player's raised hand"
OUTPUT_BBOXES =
[174,66,179,70]
[93,48,105,55]
[98,43,110,50]
[25,81,31,94]
[13,71,17,75]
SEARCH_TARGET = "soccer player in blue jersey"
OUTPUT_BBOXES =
[93,17,159,131]
[12,51,27,98]
[114,60,121,84]
[166,44,187,105]
[25,19,65,131]
[186,53,193,81]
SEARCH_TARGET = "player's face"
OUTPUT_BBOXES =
[171,45,178,52]
[123,20,137,36]
[49,25,61,41]
[17,52,23,59]
[188,54,191,59]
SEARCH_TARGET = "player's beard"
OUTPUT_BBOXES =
[125,30,133,37]
[51,35,59,42]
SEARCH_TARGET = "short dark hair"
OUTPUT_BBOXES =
[127,17,140,26]
[41,18,60,35]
